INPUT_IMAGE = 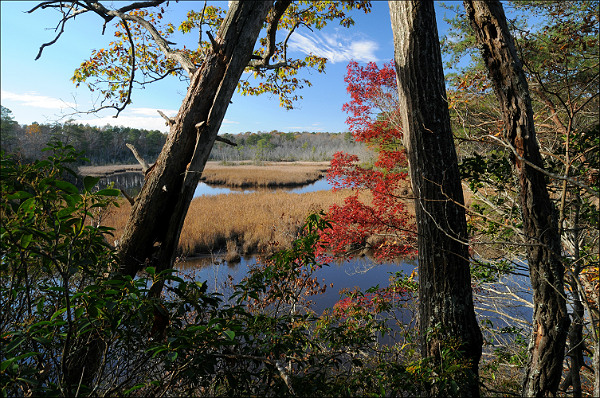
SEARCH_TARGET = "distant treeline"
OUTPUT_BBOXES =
[1,117,166,166]
[1,108,367,165]
[211,131,367,162]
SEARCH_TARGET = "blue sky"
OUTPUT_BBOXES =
[1,1,460,134]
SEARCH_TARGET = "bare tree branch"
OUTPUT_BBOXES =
[247,0,292,70]
[114,1,165,14]
[125,143,150,172]
[157,109,175,126]
[215,136,237,146]
[30,2,86,60]
[487,134,599,198]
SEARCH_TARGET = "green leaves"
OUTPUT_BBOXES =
[83,176,101,192]
[0,144,129,396]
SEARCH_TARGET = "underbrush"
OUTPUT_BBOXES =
[1,144,528,397]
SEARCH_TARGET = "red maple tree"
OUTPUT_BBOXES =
[319,61,417,262]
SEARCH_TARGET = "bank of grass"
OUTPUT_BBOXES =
[102,189,354,258]
[80,161,330,187]
[200,161,330,187]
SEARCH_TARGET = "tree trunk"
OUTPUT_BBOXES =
[594,336,600,398]
[116,2,274,280]
[463,1,570,397]
[560,197,585,397]
[388,2,482,396]
[62,3,275,389]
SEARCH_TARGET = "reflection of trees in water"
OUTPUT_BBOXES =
[96,172,335,198]
[98,172,145,197]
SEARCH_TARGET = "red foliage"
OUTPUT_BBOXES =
[319,61,416,262]
[333,284,411,319]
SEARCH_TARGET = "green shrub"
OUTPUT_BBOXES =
[1,143,476,397]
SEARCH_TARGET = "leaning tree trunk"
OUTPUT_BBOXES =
[389,2,483,397]
[64,3,275,389]
[116,2,273,282]
[463,1,570,397]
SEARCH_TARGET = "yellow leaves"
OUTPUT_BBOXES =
[25,123,41,135]
[581,265,599,284]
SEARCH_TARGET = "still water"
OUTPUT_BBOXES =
[96,171,335,197]
[176,255,418,315]
[98,170,533,328]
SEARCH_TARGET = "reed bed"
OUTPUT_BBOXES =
[101,189,353,258]
[200,161,330,188]
[81,161,330,187]
[79,164,144,176]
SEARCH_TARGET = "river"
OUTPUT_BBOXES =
[176,254,419,316]
[95,170,335,197]
[98,170,533,329]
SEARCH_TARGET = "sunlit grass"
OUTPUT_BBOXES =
[200,161,330,187]
[102,189,353,257]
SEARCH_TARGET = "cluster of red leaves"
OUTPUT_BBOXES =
[333,284,410,319]
[319,61,416,262]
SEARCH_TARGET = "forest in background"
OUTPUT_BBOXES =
[0,108,367,165]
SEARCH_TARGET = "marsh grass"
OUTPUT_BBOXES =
[200,161,330,187]
[102,189,354,257]
[80,161,330,187]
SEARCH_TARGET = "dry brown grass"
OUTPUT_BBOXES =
[80,161,330,187]
[100,172,486,260]
[200,161,330,187]
[102,189,353,257]
[79,164,144,176]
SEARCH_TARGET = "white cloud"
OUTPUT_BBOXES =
[288,31,379,63]
[129,107,178,117]
[0,91,240,133]
[77,109,238,132]
[77,107,178,132]
[1,90,77,110]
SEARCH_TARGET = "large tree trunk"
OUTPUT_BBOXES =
[388,2,482,396]
[63,3,275,389]
[463,2,570,397]
[116,2,274,280]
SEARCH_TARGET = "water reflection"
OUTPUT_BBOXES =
[93,171,335,198]
[176,255,418,315]
[176,253,534,336]
[96,171,144,197]
[193,178,335,197]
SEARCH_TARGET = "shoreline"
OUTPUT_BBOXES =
[81,161,330,189]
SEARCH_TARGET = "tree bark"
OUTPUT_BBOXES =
[61,3,275,388]
[388,2,482,396]
[116,2,274,280]
[463,2,570,397]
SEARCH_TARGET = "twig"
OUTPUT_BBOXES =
[125,143,150,172]
[487,134,599,198]
[157,109,175,126]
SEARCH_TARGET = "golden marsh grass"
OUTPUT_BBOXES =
[102,189,353,257]
[81,161,330,187]
[200,161,330,187]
